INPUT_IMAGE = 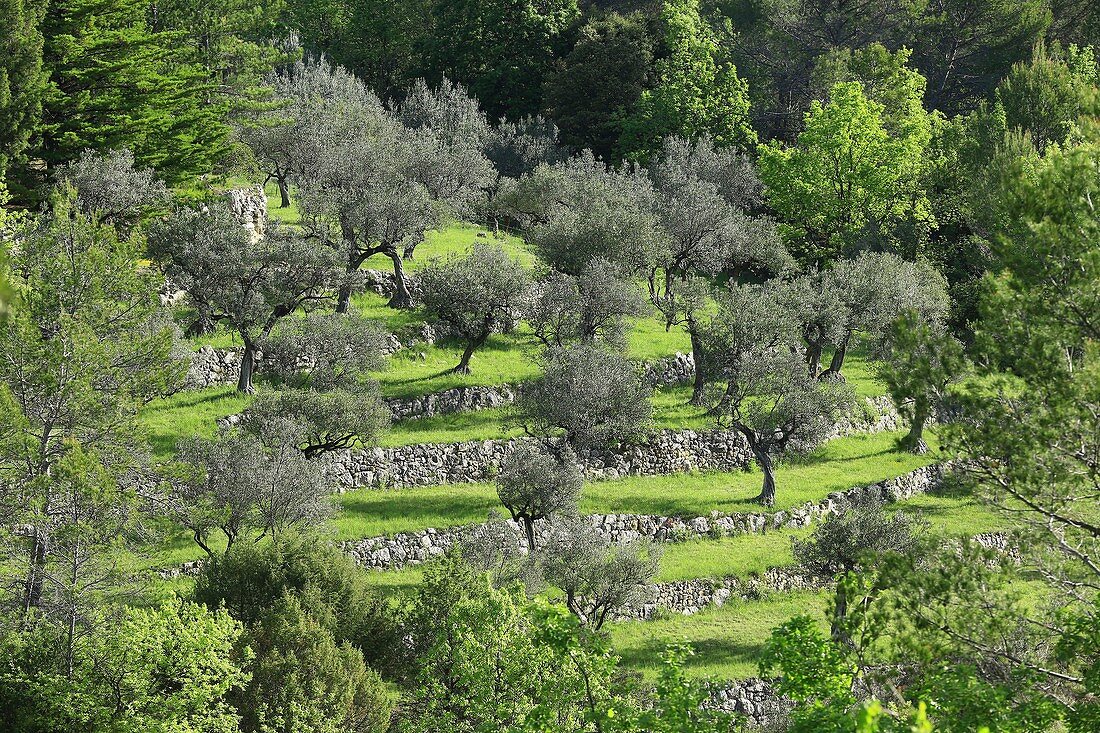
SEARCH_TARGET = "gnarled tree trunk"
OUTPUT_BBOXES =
[386,250,414,309]
[237,341,257,394]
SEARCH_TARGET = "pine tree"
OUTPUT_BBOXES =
[20,0,229,191]
[0,0,47,181]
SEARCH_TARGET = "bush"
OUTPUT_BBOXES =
[192,536,401,674]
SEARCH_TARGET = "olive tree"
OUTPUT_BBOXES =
[793,495,926,643]
[418,245,530,373]
[699,282,855,506]
[525,258,647,350]
[240,56,384,208]
[486,115,565,180]
[241,311,392,458]
[496,442,584,550]
[877,310,965,453]
[649,136,791,403]
[148,206,344,392]
[497,151,664,276]
[818,252,949,380]
[294,100,434,311]
[395,77,497,231]
[54,148,169,231]
[538,518,661,630]
[169,431,334,557]
[518,344,653,451]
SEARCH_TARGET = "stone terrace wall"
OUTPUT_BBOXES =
[342,463,946,570]
[330,395,899,490]
[707,679,790,728]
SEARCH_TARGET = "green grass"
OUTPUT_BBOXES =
[140,386,251,458]
[657,531,807,582]
[580,431,940,518]
[334,431,940,540]
[608,590,829,681]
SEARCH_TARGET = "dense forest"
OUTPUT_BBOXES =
[0,0,1098,731]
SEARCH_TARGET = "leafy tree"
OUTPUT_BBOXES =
[0,0,46,182]
[0,598,248,733]
[234,595,392,733]
[518,344,654,451]
[148,205,344,392]
[945,130,1100,714]
[619,0,756,161]
[759,615,854,705]
[525,258,648,350]
[191,535,401,674]
[759,81,933,265]
[497,151,664,276]
[419,0,580,119]
[23,0,228,190]
[399,557,619,731]
[698,282,854,505]
[496,442,584,550]
[538,517,661,630]
[244,311,391,458]
[648,135,786,402]
[418,244,530,373]
[543,11,656,160]
[878,310,966,453]
[0,186,181,616]
[169,431,334,557]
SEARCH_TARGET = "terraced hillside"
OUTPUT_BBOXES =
[142,184,1012,700]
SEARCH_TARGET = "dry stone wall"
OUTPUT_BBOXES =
[341,463,947,571]
[330,395,899,490]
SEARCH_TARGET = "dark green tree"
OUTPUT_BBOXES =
[543,11,656,160]
[420,0,580,120]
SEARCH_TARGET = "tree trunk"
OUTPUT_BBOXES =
[386,250,414,309]
[522,517,536,553]
[830,581,849,643]
[900,396,930,454]
[21,530,47,620]
[454,334,487,374]
[751,447,777,507]
[277,176,290,208]
[820,333,850,381]
[805,341,823,377]
[336,281,353,314]
[688,320,706,405]
[237,342,257,394]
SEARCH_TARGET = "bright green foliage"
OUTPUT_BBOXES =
[154,0,290,113]
[399,558,614,732]
[619,0,756,161]
[998,43,1100,153]
[421,0,580,119]
[759,81,932,264]
[759,615,854,704]
[0,0,46,181]
[27,0,227,189]
[0,598,248,733]
[0,186,181,616]
[235,595,392,733]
